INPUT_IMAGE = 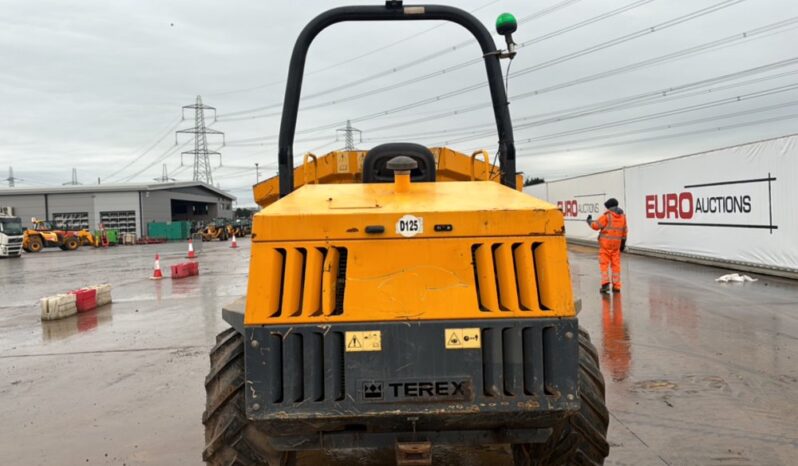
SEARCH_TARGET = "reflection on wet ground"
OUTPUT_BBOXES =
[0,241,796,465]
[41,307,114,342]
[572,244,798,466]
[601,294,631,383]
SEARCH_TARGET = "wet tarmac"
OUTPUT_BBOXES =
[0,240,796,465]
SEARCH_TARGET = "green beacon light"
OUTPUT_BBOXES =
[495,12,518,59]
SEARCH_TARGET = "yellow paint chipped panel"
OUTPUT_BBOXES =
[253,181,561,242]
[244,236,575,325]
[252,147,531,208]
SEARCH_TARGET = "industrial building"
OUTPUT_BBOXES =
[0,181,235,236]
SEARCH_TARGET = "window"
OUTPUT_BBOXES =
[99,210,137,233]
[52,212,89,230]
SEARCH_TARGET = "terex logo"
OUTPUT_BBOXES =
[389,381,466,398]
[644,175,777,232]
[360,379,471,402]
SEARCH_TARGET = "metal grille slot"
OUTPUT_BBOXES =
[472,242,545,313]
[284,333,304,402]
[307,332,324,401]
[323,331,346,401]
[522,327,544,396]
[333,248,348,315]
[266,329,346,404]
[502,327,522,396]
[282,248,305,317]
[482,326,550,398]
[266,333,284,403]
[269,246,348,318]
[481,327,502,396]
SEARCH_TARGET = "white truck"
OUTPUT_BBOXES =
[0,207,24,258]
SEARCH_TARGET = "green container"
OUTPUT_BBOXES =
[167,221,191,240]
[148,222,168,239]
[91,229,120,244]
[148,221,191,240]
[106,229,119,244]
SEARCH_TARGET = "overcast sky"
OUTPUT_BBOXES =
[2,0,797,205]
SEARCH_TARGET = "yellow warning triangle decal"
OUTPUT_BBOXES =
[347,336,362,348]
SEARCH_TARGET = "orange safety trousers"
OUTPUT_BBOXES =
[599,248,622,288]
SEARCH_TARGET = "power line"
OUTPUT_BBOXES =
[120,141,188,182]
[435,71,798,145]
[515,100,798,155]
[205,0,509,98]
[222,57,798,154]
[511,0,748,81]
[348,19,798,138]
[513,84,798,145]
[518,112,798,160]
[264,11,798,139]
[104,116,182,181]
[360,63,798,145]
[217,0,656,121]
[221,0,747,125]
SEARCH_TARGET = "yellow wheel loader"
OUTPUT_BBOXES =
[22,220,80,253]
[201,221,229,242]
[203,3,609,465]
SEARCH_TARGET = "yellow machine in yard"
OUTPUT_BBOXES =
[204,3,609,465]
[201,221,230,242]
[22,220,80,253]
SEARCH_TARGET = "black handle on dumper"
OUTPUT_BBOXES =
[277,2,517,197]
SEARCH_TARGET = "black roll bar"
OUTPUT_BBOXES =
[277,2,517,196]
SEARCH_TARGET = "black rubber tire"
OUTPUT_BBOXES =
[512,327,610,466]
[26,236,43,253]
[203,327,295,466]
[63,237,79,251]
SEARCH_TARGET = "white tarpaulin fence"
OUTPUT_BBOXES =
[523,134,798,274]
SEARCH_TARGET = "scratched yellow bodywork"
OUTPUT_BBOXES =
[252,147,523,208]
[244,169,575,325]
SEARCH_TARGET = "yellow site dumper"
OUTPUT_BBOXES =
[203,3,609,465]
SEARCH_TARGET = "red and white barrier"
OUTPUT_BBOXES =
[93,284,112,306]
[40,284,112,321]
[170,262,199,279]
[40,294,78,321]
[70,288,97,312]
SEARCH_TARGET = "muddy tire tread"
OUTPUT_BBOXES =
[203,328,293,466]
[513,327,610,466]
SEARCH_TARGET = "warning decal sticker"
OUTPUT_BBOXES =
[345,330,382,352]
[444,328,481,349]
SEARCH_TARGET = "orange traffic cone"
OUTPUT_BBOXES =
[150,254,164,280]
[186,239,197,259]
[231,233,238,249]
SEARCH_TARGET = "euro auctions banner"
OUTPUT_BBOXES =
[544,170,626,242]
[624,135,798,271]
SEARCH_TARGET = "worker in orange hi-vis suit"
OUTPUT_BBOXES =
[586,198,628,294]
